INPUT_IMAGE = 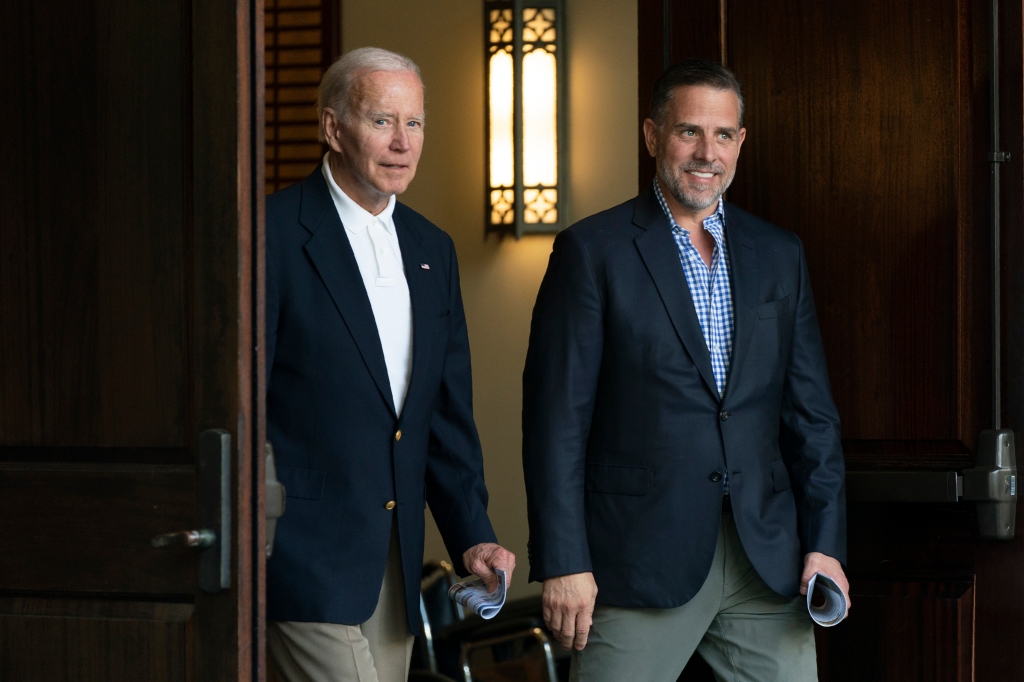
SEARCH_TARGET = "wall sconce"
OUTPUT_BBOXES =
[485,0,567,238]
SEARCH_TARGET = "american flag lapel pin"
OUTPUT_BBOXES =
[420,263,430,270]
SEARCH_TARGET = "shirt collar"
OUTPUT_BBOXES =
[322,152,397,235]
[652,178,726,239]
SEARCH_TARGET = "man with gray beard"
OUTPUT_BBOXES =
[522,59,849,680]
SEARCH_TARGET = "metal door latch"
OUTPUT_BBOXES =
[151,530,216,548]
[151,429,232,593]
[962,429,1017,540]
[266,442,286,557]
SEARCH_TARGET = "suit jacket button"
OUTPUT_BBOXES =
[709,472,723,483]
[719,411,730,422]
[395,430,402,441]
[385,500,397,510]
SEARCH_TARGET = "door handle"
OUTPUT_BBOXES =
[845,429,1017,540]
[266,441,286,557]
[152,529,216,548]
[150,429,231,592]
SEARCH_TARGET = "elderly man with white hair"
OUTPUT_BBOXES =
[265,47,515,682]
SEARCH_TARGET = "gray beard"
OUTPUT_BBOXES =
[659,160,735,211]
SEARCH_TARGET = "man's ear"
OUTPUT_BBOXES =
[321,108,344,154]
[642,118,659,158]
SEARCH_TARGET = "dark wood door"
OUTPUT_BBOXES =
[0,1,266,680]
[639,0,1024,680]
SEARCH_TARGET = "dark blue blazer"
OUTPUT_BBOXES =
[266,167,497,631]
[522,185,846,607]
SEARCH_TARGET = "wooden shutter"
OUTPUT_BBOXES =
[265,0,340,194]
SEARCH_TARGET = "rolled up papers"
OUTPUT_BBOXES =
[807,572,847,627]
[448,568,507,620]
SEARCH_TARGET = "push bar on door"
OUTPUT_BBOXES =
[845,429,1016,540]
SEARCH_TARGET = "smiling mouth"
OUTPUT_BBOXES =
[688,171,716,179]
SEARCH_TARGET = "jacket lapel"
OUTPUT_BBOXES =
[632,185,720,400]
[721,204,759,400]
[299,167,397,416]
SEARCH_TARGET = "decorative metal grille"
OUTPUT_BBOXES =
[485,0,567,238]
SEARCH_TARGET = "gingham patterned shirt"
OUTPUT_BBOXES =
[654,180,734,493]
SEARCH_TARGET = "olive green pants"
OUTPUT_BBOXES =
[571,512,817,682]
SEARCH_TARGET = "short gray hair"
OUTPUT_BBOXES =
[316,47,423,141]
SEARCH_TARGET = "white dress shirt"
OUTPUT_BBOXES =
[322,153,413,414]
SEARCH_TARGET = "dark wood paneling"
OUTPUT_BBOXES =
[820,579,974,682]
[0,447,189,464]
[1002,0,1024,440]
[989,0,1024,677]
[0,597,195,682]
[239,0,263,678]
[0,465,196,593]
[726,0,986,462]
[253,2,270,679]
[636,0,664,190]
[0,0,189,452]
[190,0,262,677]
[666,0,724,65]
[0,0,262,678]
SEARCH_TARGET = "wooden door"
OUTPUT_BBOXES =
[0,1,266,680]
[639,0,1024,679]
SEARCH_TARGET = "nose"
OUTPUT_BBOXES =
[693,136,714,161]
[391,124,411,153]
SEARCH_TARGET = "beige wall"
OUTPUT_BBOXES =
[343,0,637,598]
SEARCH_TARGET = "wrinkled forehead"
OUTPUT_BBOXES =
[665,85,741,127]
[350,69,425,112]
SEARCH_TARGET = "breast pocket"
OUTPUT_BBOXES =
[758,295,792,319]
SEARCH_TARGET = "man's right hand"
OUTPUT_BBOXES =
[541,572,598,651]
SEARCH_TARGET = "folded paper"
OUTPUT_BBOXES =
[807,572,847,627]
[448,568,507,620]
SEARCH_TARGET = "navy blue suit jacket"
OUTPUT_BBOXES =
[266,167,497,631]
[522,185,846,607]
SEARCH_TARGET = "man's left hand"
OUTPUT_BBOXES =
[801,552,851,612]
[463,543,516,592]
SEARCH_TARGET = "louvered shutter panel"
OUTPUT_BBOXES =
[265,0,340,194]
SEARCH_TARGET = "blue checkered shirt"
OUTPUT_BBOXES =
[653,180,734,493]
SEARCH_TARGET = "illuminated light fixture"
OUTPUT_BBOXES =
[485,0,567,238]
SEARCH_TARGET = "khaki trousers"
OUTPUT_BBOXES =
[268,519,415,682]
[571,511,817,682]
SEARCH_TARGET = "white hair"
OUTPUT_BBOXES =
[316,47,423,141]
